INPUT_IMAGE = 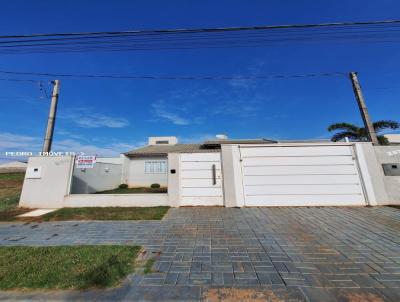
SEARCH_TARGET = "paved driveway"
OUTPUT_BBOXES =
[0,207,400,301]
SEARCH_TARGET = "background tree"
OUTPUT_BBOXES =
[328,120,399,145]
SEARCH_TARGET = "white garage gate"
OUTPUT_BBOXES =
[180,153,224,206]
[239,145,367,206]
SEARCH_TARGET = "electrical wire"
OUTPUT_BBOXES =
[2,25,400,45]
[0,70,347,81]
[0,20,399,53]
[1,19,400,39]
[0,77,38,83]
[39,81,49,99]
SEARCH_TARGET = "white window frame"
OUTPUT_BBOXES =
[145,160,167,174]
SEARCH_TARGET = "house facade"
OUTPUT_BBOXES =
[19,135,400,208]
[120,136,276,189]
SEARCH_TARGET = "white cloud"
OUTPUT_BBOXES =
[149,87,216,126]
[56,129,86,140]
[228,60,269,90]
[53,139,136,157]
[60,108,129,128]
[0,132,41,163]
[210,98,263,118]
[76,114,129,128]
[108,142,144,152]
[0,132,138,158]
[151,100,191,125]
[0,132,41,149]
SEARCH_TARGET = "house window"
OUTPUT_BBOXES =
[145,161,167,174]
[156,140,169,144]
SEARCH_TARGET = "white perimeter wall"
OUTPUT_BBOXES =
[20,144,397,209]
[19,156,74,208]
[63,193,169,207]
[19,155,171,209]
[373,145,400,204]
[70,162,122,194]
[96,157,122,164]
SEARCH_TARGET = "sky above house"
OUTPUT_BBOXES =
[0,0,400,160]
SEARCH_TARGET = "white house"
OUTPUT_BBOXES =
[120,136,276,188]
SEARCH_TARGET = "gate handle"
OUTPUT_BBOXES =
[212,164,216,185]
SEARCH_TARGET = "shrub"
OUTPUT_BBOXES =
[118,184,128,189]
[150,183,160,189]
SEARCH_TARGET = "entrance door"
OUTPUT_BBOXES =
[180,153,224,206]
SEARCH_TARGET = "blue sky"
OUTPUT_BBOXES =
[0,0,400,159]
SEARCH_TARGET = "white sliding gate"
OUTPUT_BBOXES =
[180,153,224,206]
[239,145,367,206]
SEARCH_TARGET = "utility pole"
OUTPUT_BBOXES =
[42,80,60,153]
[349,72,379,145]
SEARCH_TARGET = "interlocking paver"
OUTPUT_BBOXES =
[301,287,338,302]
[190,272,211,280]
[164,272,179,285]
[1,206,400,301]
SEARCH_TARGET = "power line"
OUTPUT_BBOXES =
[2,32,400,48]
[1,19,400,39]
[364,86,400,91]
[0,77,38,83]
[0,70,347,81]
[2,24,400,45]
[0,78,51,102]
[0,20,400,53]
[39,81,50,99]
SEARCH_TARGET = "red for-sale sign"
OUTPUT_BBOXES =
[75,155,96,168]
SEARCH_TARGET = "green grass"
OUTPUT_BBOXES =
[41,206,169,221]
[143,258,156,274]
[0,173,25,181]
[0,194,20,212]
[0,245,141,289]
[0,172,25,211]
[96,187,167,194]
[0,172,30,220]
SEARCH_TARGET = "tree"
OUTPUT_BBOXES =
[328,120,399,145]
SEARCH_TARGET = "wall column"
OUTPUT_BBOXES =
[167,153,181,207]
[354,143,387,206]
[221,145,245,207]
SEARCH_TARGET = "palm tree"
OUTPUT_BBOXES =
[328,120,399,145]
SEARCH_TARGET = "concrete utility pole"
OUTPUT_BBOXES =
[349,72,379,145]
[42,80,60,153]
